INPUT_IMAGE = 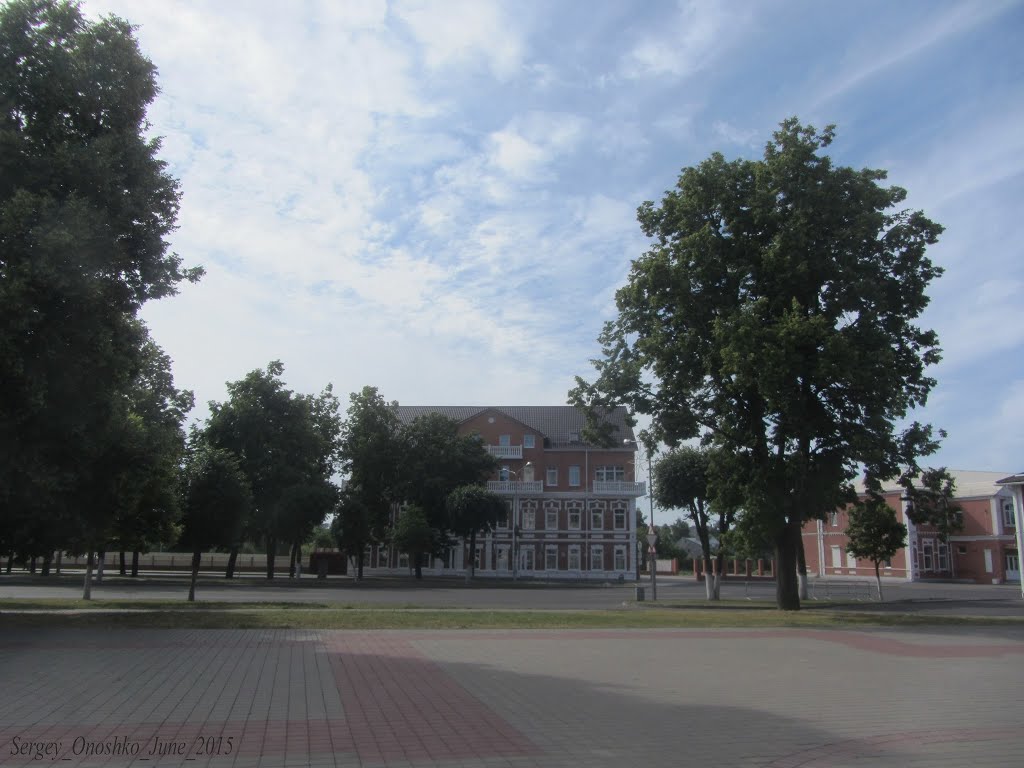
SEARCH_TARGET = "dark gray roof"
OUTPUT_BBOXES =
[394,405,636,448]
[997,473,1024,485]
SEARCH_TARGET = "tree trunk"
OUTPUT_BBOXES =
[189,550,201,602]
[41,552,52,576]
[288,542,297,578]
[414,553,423,580]
[55,551,62,575]
[712,554,724,600]
[774,522,801,610]
[6,553,13,573]
[119,551,126,576]
[797,539,809,600]
[265,536,276,579]
[96,550,105,583]
[292,542,302,578]
[83,551,94,600]
[29,556,36,574]
[131,551,139,577]
[467,532,476,582]
[357,556,363,580]
[226,548,238,578]
[874,562,883,601]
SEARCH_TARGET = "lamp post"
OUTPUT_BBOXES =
[645,525,658,601]
[508,462,532,582]
[625,434,657,586]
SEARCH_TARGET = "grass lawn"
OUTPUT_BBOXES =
[2,599,1023,630]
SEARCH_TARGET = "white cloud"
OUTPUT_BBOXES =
[621,0,743,79]
[393,0,525,79]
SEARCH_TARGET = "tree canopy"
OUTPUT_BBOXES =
[204,361,341,578]
[845,496,907,600]
[0,0,200,591]
[571,118,945,609]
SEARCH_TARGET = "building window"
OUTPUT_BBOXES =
[937,543,949,571]
[595,465,625,482]
[499,465,510,481]
[497,501,511,529]
[589,501,605,530]
[614,546,626,571]
[377,545,388,568]
[522,506,536,530]
[828,511,839,527]
[591,546,604,571]
[546,467,558,486]
[545,547,558,571]
[474,546,483,570]
[958,545,967,555]
[499,434,511,446]
[497,546,510,571]
[613,502,627,530]
[524,434,535,449]
[568,465,581,487]
[921,541,934,571]
[568,545,581,570]
[1003,500,1016,528]
[567,501,582,530]
[544,501,559,530]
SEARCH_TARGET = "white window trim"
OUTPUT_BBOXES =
[568,465,581,487]
[523,434,535,449]
[546,468,558,486]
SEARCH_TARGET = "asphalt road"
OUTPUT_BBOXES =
[2,571,1023,615]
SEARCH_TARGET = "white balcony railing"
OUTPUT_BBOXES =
[593,481,646,496]
[487,480,543,494]
[486,445,523,459]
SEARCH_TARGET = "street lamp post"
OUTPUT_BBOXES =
[625,435,657,587]
[508,462,532,582]
[645,525,658,601]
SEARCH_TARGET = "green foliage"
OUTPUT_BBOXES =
[899,467,962,542]
[336,386,402,552]
[446,485,507,539]
[845,496,907,566]
[180,444,251,553]
[0,0,200,565]
[390,505,434,578]
[397,413,498,531]
[204,362,341,576]
[570,118,944,609]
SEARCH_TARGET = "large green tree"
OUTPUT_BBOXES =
[653,446,738,599]
[0,0,201,588]
[397,413,497,578]
[571,119,944,610]
[334,386,403,575]
[110,327,194,576]
[446,484,507,581]
[845,495,907,601]
[205,362,340,579]
[180,443,251,602]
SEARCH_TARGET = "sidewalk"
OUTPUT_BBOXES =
[2,625,1022,767]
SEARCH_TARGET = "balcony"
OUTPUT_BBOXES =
[593,481,647,497]
[487,480,543,494]
[486,445,523,459]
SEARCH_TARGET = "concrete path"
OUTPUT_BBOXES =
[2,625,1022,767]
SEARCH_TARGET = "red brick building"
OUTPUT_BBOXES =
[366,406,644,580]
[802,470,1021,585]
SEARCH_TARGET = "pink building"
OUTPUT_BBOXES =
[802,470,1021,585]
[365,406,644,580]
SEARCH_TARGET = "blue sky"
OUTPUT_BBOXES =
[83,0,1024,475]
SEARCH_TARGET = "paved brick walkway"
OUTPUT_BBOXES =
[1,627,1022,767]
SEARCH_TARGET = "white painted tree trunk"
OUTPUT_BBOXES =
[82,552,94,601]
[798,571,808,601]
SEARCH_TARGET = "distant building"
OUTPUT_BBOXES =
[364,406,644,580]
[802,470,1021,584]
